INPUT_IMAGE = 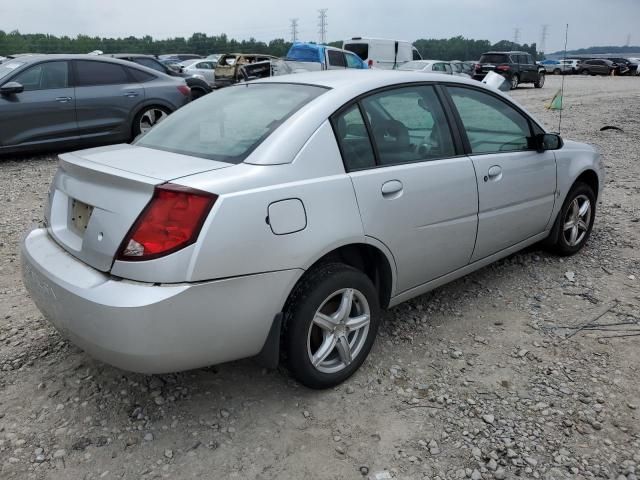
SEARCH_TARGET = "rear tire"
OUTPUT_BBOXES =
[534,72,545,88]
[131,106,170,140]
[544,182,596,256]
[283,263,381,389]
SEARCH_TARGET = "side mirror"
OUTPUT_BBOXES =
[0,82,24,95]
[537,133,563,152]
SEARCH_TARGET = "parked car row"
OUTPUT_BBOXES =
[0,54,191,155]
[540,57,639,76]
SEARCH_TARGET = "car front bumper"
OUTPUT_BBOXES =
[21,228,301,373]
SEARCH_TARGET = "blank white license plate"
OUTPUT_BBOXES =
[71,199,93,233]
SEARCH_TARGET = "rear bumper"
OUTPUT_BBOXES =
[21,228,301,373]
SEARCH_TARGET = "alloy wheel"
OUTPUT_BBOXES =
[562,194,592,247]
[307,288,371,374]
[139,108,168,134]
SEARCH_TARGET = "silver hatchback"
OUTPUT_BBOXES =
[22,70,604,388]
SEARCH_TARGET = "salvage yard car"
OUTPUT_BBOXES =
[213,53,278,88]
[474,51,545,89]
[0,54,190,155]
[282,42,368,73]
[21,70,604,389]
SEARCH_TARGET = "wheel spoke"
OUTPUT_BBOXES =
[333,289,354,321]
[335,335,352,366]
[577,219,588,231]
[570,225,579,245]
[313,312,338,332]
[345,313,370,332]
[563,220,575,231]
[312,333,337,367]
[578,200,590,217]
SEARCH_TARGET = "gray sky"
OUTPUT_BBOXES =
[1,0,638,52]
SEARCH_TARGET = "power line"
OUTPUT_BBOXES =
[540,24,549,54]
[290,18,299,43]
[318,9,328,44]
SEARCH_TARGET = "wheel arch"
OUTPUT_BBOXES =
[129,101,175,138]
[298,241,397,310]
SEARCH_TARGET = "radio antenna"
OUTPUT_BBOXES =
[558,23,569,134]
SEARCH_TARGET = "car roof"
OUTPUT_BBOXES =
[8,54,150,65]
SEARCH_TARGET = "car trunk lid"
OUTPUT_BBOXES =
[46,144,231,272]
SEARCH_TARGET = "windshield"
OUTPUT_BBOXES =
[479,54,509,64]
[0,61,26,81]
[180,59,199,67]
[398,61,428,70]
[136,83,327,163]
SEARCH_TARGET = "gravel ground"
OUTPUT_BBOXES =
[1,76,639,480]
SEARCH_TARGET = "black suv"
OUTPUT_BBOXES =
[108,54,212,99]
[473,51,545,89]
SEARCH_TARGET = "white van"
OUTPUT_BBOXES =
[342,37,422,69]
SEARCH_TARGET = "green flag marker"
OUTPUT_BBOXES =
[547,89,563,110]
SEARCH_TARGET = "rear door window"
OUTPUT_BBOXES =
[128,68,156,83]
[332,105,376,171]
[327,50,346,67]
[75,61,130,86]
[360,85,455,166]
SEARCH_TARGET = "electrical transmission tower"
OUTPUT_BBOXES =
[625,33,631,47]
[318,9,328,44]
[513,28,521,46]
[290,18,299,43]
[540,24,549,54]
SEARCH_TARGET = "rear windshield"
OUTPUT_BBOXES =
[344,43,369,61]
[136,83,327,163]
[479,54,510,64]
[0,61,26,80]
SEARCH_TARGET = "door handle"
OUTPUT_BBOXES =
[381,180,403,198]
[55,96,72,103]
[123,91,139,97]
[484,165,503,182]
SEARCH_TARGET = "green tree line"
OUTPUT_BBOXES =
[0,30,538,61]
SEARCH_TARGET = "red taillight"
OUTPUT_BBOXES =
[177,85,191,96]
[117,184,217,261]
[368,59,374,68]
[496,65,511,72]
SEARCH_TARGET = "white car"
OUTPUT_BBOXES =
[179,59,216,86]
[343,37,422,69]
[398,60,453,75]
[21,70,604,389]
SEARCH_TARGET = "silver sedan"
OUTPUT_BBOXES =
[22,70,604,389]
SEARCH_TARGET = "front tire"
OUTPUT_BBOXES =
[545,182,596,256]
[534,72,545,88]
[553,68,561,75]
[283,263,381,389]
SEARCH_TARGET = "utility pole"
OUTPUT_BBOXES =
[290,18,299,43]
[540,24,549,55]
[513,28,521,46]
[318,9,328,44]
